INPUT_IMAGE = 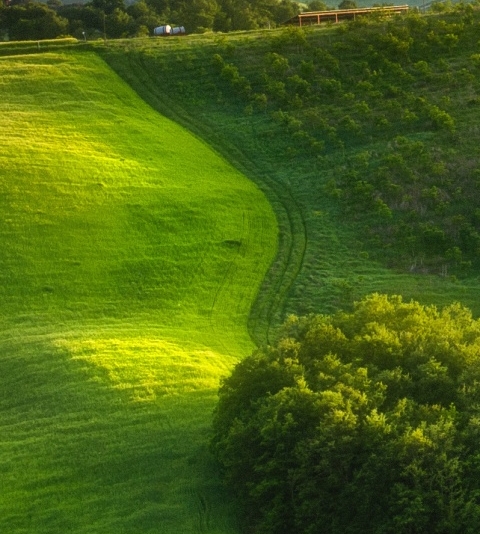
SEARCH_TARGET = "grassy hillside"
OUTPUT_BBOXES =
[4,7,480,533]
[98,8,480,334]
[0,50,276,533]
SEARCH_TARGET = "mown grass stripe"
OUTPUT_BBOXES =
[0,50,276,533]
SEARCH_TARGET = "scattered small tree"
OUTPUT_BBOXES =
[338,0,357,9]
[308,0,329,10]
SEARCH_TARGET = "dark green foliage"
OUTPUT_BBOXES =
[0,3,68,40]
[338,0,357,8]
[90,0,125,15]
[100,6,480,331]
[131,7,480,275]
[124,1,163,36]
[212,0,299,32]
[331,135,480,271]
[309,0,329,9]
[0,0,300,39]
[212,294,480,534]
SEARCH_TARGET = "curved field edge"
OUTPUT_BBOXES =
[96,42,307,345]
[0,50,276,533]
[95,30,480,324]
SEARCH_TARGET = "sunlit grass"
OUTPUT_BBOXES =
[0,50,276,533]
[98,28,480,329]
[57,335,236,401]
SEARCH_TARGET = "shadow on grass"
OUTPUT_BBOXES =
[0,336,239,534]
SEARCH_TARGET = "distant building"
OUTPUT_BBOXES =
[284,5,409,26]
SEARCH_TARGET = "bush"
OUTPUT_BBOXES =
[212,294,480,534]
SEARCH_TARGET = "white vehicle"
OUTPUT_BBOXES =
[153,25,172,36]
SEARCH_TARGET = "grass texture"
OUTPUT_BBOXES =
[97,28,480,339]
[0,50,277,533]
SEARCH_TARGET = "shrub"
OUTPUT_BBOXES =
[212,294,480,534]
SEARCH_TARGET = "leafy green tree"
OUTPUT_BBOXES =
[173,0,218,32]
[144,0,170,19]
[105,7,132,38]
[1,3,68,40]
[213,0,298,31]
[271,0,299,24]
[214,0,265,31]
[308,0,329,10]
[88,0,125,15]
[126,0,163,33]
[212,294,480,534]
[338,0,357,8]
[57,4,102,37]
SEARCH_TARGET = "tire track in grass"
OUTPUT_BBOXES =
[192,489,210,533]
[248,175,307,344]
[101,48,307,346]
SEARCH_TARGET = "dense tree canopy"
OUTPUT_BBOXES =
[0,3,68,40]
[0,0,301,39]
[338,0,357,9]
[212,294,480,533]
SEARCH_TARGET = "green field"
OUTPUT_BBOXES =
[0,50,276,533]
[98,25,480,328]
[4,10,480,532]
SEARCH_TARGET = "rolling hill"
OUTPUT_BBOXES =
[98,11,480,328]
[0,49,276,533]
[3,5,480,532]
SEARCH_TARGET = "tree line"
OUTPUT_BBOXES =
[0,0,366,41]
[0,0,299,40]
[212,294,480,533]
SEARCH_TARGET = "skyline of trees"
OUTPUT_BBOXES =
[0,0,363,39]
[0,0,304,38]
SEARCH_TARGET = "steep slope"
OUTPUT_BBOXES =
[0,50,276,533]
[99,11,480,325]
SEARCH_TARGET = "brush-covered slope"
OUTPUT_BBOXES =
[99,7,480,327]
[0,50,276,533]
